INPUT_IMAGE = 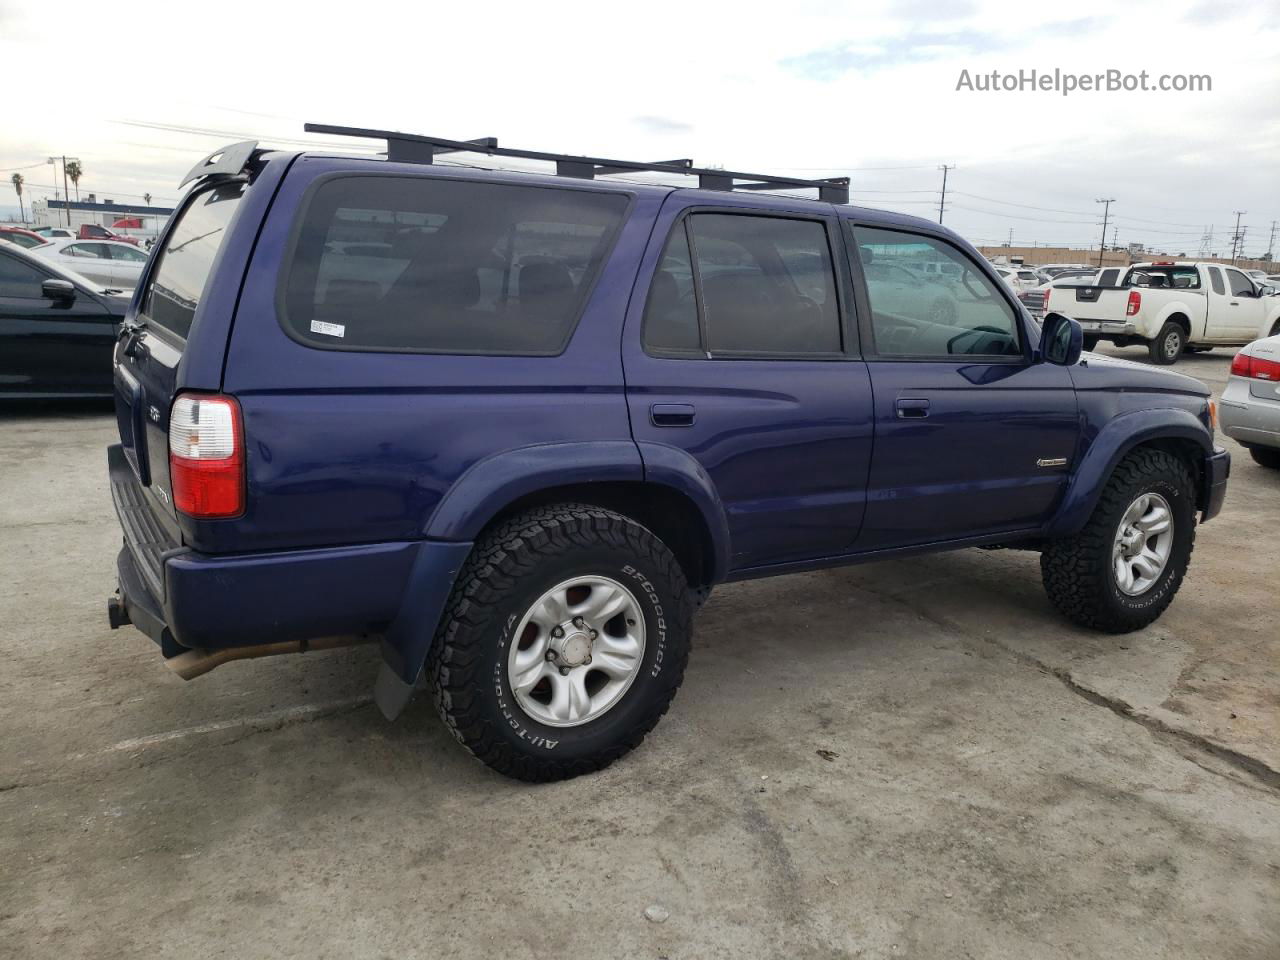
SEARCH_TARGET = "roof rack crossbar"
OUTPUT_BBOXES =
[303,123,850,203]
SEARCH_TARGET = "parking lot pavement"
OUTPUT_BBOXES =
[1,352,1277,960]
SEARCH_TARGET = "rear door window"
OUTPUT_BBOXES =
[282,176,629,355]
[142,182,244,340]
[642,213,842,358]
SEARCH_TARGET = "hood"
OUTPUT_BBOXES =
[1073,351,1210,397]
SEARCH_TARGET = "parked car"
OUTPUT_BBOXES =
[0,225,51,249]
[31,226,77,240]
[30,237,150,289]
[1050,260,1280,363]
[0,242,128,396]
[1245,269,1270,285]
[105,130,1229,783]
[1220,334,1280,469]
[1018,270,1099,319]
[78,222,142,246]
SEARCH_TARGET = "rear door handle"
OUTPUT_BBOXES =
[895,398,930,419]
[650,403,695,427]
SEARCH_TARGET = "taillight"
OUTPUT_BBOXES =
[1231,352,1280,381]
[1042,287,1051,309]
[168,394,244,518]
[1126,290,1141,316]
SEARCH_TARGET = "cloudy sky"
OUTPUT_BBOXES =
[2,0,1277,256]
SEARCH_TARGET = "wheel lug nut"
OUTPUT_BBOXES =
[552,626,564,638]
[589,629,598,639]
[584,655,592,665]
[572,616,585,628]
[559,666,571,676]
[545,650,556,661]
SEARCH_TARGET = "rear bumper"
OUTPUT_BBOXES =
[108,445,471,676]
[1076,320,1136,336]
[1201,446,1230,522]
[1219,377,1280,450]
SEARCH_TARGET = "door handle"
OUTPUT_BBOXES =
[650,403,695,427]
[895,398,930,419]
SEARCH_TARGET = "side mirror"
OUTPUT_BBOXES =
[41,278,77,303]
[1040,311,1083,365]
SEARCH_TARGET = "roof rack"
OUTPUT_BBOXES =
[303,123,850,204]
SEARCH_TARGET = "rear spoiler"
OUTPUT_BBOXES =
[179,140,259,188]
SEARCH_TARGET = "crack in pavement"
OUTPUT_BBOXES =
[857,582,1280,794]
[0,696,375,795]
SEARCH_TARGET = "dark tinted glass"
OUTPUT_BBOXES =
[283,177,628,355]
[1208,267,1225,295]
[689,214,840,356]
[852,226,1019,357]
[143,182,244,339]
[0,251,46,297]
[642,224,701,354]
[1227,269,1254,297]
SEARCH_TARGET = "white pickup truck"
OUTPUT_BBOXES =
[1045,260,1280,364]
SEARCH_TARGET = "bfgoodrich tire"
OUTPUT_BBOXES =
[1040,449,1196,633]
[428,503,692,782]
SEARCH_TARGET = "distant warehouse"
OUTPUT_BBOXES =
[31,196,174,237]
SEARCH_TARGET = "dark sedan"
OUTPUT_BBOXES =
[0,242,128,397]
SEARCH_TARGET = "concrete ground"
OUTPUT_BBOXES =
[2,346,1277,960]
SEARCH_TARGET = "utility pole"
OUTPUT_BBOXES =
[1229,210,1246,264]
[1266,220,1277,264]
[937,164,954,224]
[1096,198,1115,267]
[46,155,80,227]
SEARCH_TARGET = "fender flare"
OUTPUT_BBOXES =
[1046,407,1212,537]
[423,441,645,541]
[634,440,732,585]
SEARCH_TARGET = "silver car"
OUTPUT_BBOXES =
[1220,333,1280,469]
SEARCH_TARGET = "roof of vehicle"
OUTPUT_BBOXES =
[183,130,963,245]
[35,236,145,252]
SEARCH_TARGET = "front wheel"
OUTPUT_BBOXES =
[429,503,693,782]
[1148,323,1186,365]
[1040,449,1196,632]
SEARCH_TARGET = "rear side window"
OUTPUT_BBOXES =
[643,213,841,358]
[143,182,244,340]
[1208,267,1225,295]
[282,176,628,355]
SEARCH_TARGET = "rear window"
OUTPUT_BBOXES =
[143,182,244,339]
[282,176,629,355]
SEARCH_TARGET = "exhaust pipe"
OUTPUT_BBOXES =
[163,635,375,681]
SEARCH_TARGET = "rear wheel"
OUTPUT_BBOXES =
[1041,449,1195,632]
[1148,322,1186,365]
[1250,446,1280,469]
[429,503,693,782]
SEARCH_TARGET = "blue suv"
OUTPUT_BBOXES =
[107,127,1230,781]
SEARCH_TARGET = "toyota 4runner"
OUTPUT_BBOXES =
[106,127,1230,781]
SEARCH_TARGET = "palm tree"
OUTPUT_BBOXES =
[10,173,24,223]
[143,192,152,206]
[64,160,83,201]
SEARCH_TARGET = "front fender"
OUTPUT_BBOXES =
[1047,407,1212,537]
[423,441,645,541]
